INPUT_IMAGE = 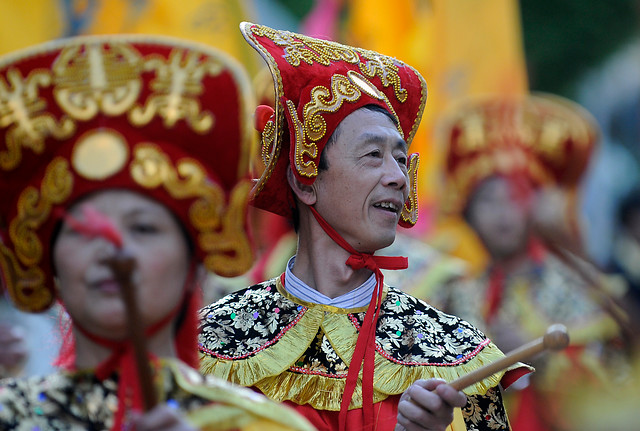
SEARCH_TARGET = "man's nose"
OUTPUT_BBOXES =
[382,156,408,189]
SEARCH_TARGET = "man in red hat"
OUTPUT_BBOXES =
[199,23,529,431]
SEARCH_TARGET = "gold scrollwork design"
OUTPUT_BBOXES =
[251,25,359,67]
[10,158,73,267]
[0,69,75,170]
[0,243,51,312]
[261,118,276,167]
[455,112,487,155]
[195,180,254,277]
[535,118,569,165]
[400,153,419,226]
[358,51,407,103]
[286,99,317,178]
[304,74,362,142]
[53,42,142,120]
[130,144,252,276]
[131,144,217,199]
[129,49,221,133]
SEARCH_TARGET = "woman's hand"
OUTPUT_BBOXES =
[395,379,467,431]
[0,323,27,377]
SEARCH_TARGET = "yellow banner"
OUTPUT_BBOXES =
[0,0,259,73]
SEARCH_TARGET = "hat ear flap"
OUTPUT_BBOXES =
[399,153,419,228]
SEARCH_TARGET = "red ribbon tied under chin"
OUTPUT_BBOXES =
[308,206,407,431]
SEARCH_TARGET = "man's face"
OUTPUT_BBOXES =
[466,176,531,260]
[312,108,409,253]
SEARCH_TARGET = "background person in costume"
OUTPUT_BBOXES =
[0,34,313,431]
[199,22,529,431]
[433,94,628,431]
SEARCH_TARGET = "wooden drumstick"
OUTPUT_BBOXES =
[449,324,570,391]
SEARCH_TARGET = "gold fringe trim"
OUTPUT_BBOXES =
[199,292,530,411]
[200,306,325,385]
[252,343,514,411]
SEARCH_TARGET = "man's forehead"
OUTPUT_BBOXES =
[335,108,407,149]
[355,132,408,151]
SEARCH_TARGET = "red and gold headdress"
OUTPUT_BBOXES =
[440,94,598,213]
[240,22,427,228]
[0,35,255,312]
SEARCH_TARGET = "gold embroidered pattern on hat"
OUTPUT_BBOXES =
[53,42,142,120]
[286,100,317,178]
[251,26,359,67]
[0,242,51,311]
[400,154,419,225]
[10,158,73,266]
[129,49,221,133]
[260,119,277,167]
[304,75,361,142]
[197,180,253,277]
[357,51,408,103]
[0,69,75,170]
[130,144,253,276]
[72,129,129,180]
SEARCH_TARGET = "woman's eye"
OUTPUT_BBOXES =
[130,223,159,234]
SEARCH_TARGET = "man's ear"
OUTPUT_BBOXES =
[287,167,317,206]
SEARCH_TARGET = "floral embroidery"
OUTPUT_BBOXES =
[199,279,512,429]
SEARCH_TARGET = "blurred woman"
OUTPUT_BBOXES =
[0,34,313,431]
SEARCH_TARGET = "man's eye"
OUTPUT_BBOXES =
[368,150,382,158]
[397,156,407,165]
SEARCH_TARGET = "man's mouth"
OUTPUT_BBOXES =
[373,201,400,213]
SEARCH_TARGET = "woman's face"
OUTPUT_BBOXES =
[53,190,191,340]
[466,176,531,260]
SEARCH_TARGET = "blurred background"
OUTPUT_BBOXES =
[1,0,637,271]
[0,2,639,391]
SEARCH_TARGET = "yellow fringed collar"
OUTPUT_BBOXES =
[199,277,521,410]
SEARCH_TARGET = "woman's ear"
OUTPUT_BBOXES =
[287,167,317,206]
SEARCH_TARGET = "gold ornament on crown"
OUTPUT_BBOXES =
[130,49,222,133]
[0,69,75,170]
[53,42,142,120]
[2,157,73,311]
[130,144,252,275]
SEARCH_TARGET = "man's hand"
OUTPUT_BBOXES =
[0,323,28,377]
[131,404,198,431]
[395,379,467,431]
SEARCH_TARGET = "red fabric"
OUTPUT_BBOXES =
[510,386,551,431]
[284,395,401,431]
[308,207,407,431]
[484,265,504,323]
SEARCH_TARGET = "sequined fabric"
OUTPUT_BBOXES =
[199,278,518,430]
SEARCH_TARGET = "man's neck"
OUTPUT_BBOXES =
[291,219,374,299]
